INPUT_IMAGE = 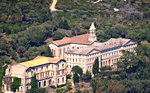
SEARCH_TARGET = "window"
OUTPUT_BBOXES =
[70,65,71,68]
[52,65,53,69]
[58,65,59,68]
[51,72,53,76]
[62,77,64,83]
[109,59,111,65]
[38,82,41,87]
[62,64,64,68]
[49,80,51,85]
[9,69,10,73]
[58,78,59,83]
[44,81,46,86]
[57,71,60,75]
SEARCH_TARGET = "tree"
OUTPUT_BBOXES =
[117,50,138,71]
[0,65,7,92]
[59,20,70,30]
[30,74,37,89]
[40,46,53,57]
[52,31,66,40]
[11,77,21,92]
[71,65,83,76]
[73,72,79,83]
[27,75,47,93]
[0,56,11,69]
[92,57,99,76]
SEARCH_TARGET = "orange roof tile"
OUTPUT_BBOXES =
[52,34,92,46]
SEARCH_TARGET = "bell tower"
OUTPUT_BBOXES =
[88,22,97,42]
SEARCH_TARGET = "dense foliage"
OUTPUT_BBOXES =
[72,65,83,76]
[11,77,21,92]
[30,74,37,89]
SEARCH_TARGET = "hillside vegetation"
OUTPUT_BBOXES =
[0,0,150,68]
[0,0,150,92]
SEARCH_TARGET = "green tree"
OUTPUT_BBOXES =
[40,46,53,57]
[11,77,21,92]
[73,72,79,83]
[72,65,83,76]
[0,56,11,69]
[117,50,138,71]
[92,57,99,76]
[0,65,7,92]
[59,20,70,30]
[30,74,37,89]
[27,75,47,93]
[52,31,66,40]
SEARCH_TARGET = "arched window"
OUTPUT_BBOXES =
[44,81,46,86]
[49,80,51,85]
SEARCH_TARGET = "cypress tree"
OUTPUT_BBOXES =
[92,57,99,76]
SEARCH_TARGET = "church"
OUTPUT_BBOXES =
[48,23,137,73]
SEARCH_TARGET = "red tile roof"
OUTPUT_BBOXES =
[52,34,92,46]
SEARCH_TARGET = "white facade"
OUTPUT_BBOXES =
[49,23,137,74]
[2,56,66,93]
